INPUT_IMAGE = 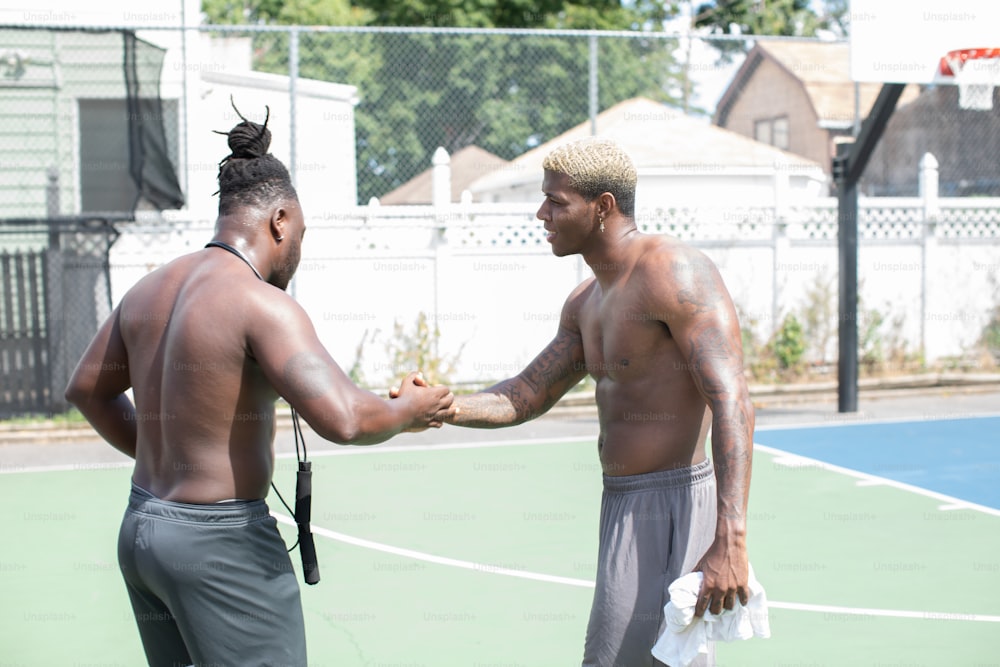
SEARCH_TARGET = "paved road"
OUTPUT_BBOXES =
[2,385,997,470]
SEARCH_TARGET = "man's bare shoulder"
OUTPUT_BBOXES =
[632,234,732,317]
[123,251,304,326]
[563,275,597,311]
[548,276,596,334]
[568,275,598,299]
[634,234,719,282]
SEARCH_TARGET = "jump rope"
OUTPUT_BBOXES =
[269,408,321,586]
[204,240,319,585]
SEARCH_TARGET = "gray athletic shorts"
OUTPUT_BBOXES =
[582,459,717,667]
[117,482,307,667]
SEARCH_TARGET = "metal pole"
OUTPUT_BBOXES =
[835,142,858,413]
[288,28,299,299]
[589,34,598,135]
[832,83,904,413]
[288,27,299,188]
[179,3,190,199]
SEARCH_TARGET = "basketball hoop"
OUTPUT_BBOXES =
[939,48,1000,110]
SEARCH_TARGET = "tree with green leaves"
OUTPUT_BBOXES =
[202,1,689,203]
[690,0,838,61]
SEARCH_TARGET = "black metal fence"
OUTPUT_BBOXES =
[0,218,119,417]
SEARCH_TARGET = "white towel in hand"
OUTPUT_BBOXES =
[651,564,770,667]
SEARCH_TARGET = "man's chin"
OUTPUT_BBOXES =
[550,245,573,258]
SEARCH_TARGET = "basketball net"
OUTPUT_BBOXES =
[941,49,1000,111]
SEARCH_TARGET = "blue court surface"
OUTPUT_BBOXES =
[754,416,1000,511]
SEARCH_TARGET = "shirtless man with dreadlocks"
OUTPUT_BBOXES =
[65,105,454,667]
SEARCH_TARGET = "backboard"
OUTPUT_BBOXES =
[849,0,1000,84]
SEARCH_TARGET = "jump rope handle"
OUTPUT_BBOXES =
[295,460,321,585]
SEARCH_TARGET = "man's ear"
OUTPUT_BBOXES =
[270,207,286,242]
[597,192,617,218]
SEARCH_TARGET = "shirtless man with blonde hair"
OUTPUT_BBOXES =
[444,137,754,666]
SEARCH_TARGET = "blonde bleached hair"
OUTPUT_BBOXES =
[542,137,637,217]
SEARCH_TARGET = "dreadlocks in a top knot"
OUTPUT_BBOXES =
[224,113,272,160]
[213,98,298,216]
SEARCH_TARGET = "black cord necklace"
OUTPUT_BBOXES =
[204,240,320,584]
[205,241,264,281]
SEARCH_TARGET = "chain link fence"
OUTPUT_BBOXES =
[1,23,998,416]
[211,26,1000,202]
[4,24,996,210]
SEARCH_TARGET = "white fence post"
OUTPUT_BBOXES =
[919,152,939,361]
[432,147,453,357]
[432,147,451,207]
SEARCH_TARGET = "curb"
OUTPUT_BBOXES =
[748,372,1000,404]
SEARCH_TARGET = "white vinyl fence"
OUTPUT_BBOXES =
[109,191,1000,389]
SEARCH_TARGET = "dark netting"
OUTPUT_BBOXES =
[123,30,185,211]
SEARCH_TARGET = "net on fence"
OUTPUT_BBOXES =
[0,27,183,220]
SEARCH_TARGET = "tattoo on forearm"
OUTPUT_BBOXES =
[686,318,753,523]
[712,402,753,520]
[455,328,583,426]
[521,331,579,393]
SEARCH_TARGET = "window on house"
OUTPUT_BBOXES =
[754,119,772,146]
[78,98,179,214]
[772,117,789,150]
[754,116,790,151]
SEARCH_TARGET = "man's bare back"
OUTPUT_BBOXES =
[120,249,290,503]
[67,132,453,506]
[64,108,455,666]
[80,233,454,506]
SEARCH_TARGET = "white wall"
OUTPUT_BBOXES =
[183,69,358,221]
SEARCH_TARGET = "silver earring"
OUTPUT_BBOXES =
[599,216,605,233]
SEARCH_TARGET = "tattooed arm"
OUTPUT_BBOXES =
[661,246,755,617]
[447,284,590,428]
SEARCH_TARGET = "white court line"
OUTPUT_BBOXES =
[272,512,1000,624]
[754,411,1000,432]
[280,435,591,458]
[757,443,1000,517]
[0,436,592,475]
[0,461,132,475]
[6,435,999,622]
[271,511,594,588]
[5,434,1000,518]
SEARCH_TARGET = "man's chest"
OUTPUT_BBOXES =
[577,288,678,379]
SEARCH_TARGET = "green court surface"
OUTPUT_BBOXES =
[2,437,998,666]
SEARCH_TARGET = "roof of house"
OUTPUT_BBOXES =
[714,39,920,129]
[470,96,823,193]
[379,145,510,204]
